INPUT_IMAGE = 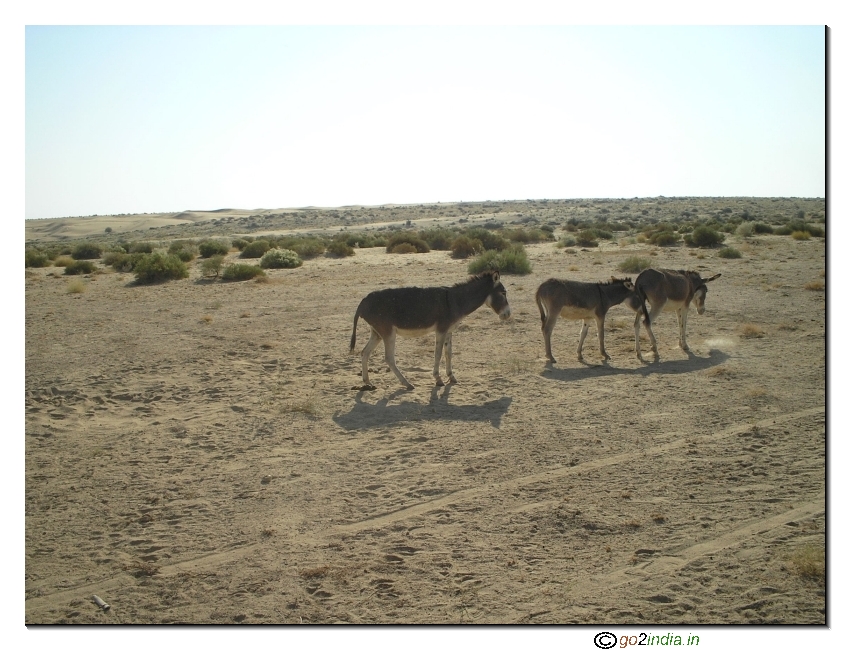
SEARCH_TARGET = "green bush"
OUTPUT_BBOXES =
[451,236,483,259]
[103,251,147,273]
[133,253,189,283]
[221,263,266,281]
[201,255,225,278]
[617,256,652,273]
[685,226,724,248]
[260,248,303,268]
[53,256,74,267]
[71,242,102,260]
[389,242,418,254]
[718,247,742,259]
[420,228,455,250]
[651,231,679,246]
[386,232,430,254]
[462,228,509,251]
[64,260,96,275]
[168,240,198,262]
[556,235,577,248]
[326,240,355,257]
[467,244,531,275]
[231,238,250,251]
[504,228,554,244]
[576,230,599,247]
[198,239,230,258]
[241,240,271,258]
[791,230,811,241]
[287,238,326,259]
[25,250,50,268]
[753,223,774,234]
[129,241,155,254]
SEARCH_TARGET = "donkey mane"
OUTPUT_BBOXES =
[599,277,632,285]
[452,270,499,288]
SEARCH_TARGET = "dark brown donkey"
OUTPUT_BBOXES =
[625,268,721,360]
[535,277,635,363]
[350,270,511,390]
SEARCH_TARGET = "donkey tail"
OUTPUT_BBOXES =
[350,301,363,352]
[637,284,651,326]
[535,288,548,328]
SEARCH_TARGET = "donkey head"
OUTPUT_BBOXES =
[482,270,511,320]
[691,272,721,314]
[611,276,635,291]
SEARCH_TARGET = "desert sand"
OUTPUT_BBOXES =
[25,200,825,624]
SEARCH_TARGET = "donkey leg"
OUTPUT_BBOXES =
[433,332,447,386]
[645,304,661,358]
[577,320,590,361]
[444,333,457,383]
[679,308,690,351]
[360,329,382,388]
[633,311,644,360]
[595,315,610,361]
[542,313,559,363]
[384,331,414,390]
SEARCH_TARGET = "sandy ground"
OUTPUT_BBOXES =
[24,229,825,624]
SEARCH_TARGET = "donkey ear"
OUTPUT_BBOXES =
[492,270,500,284]
[705,273,721,282]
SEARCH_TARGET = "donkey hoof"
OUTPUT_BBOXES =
[448,375,458,384]
[435,379,445,387]
[405,383,415,391]
[354,384,376,391]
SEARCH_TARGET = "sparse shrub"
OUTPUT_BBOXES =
[67,279,86,294]
[617,256,652,273]
[504,228,554,244]
[241,239,272,258]
[556,235,577,248]
[718,247,742,259]
[451,236,483,259]
[326,240,355,257]
[389,242,418,254]
[804,281,824,291]
[462,228,509,251]
[25,250,50,268]
[198,239,230,258]
[286,238,326,259]
[467,244,531,275]
[133,253,188,283]
[231,238,249,251]
[735,223,755,238]
[753,223,774,234]
[71,242,102,260]
[788,544,825,585]
[129,241,155,254]
[420,228,455,250]
[791,230,811,241]
[64,260,96,275]
[168,240,198,262]
[201,255,224,278]
[386,232,430,254]
[103,251,146,272]
[651,231,679,246]
[575,230,599,247]
[222,263,266,281]
[260,248,303,269]
[685,226,724,248]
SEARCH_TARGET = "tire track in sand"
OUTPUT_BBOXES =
[25,406,823,616]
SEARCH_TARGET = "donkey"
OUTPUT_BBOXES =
[535,277,635,363]
[350,270,511,390]
[625,268,721,360]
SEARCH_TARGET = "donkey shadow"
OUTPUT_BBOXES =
[541,349,730,383]
[333,386,512,431]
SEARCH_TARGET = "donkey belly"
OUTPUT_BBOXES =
[558,305,596,321]
[395,324,438,338]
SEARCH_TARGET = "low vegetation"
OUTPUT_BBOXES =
[718,247,742,259]
[198,239,230,258]
[64,260,96,275]
[221,263,266,281]
[260,248,302,269]
[467,244,531,275]
[133,253,189,283]
[71,242,103,260]
[618,256,652,273]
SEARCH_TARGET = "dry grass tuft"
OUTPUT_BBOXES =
[124,560,160,578]
[804,281,824,291]
[281,397,322,416]
[746,387,769,398]
[299,566,331,579]
[67,279,86,294]
[704,366,735,378]
[788,544,825,585]
[740,324,766,339]
[200,315,213,324]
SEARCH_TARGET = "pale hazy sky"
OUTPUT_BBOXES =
[24,24,825,220]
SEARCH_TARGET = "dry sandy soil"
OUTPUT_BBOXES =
[24,208,825,625]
